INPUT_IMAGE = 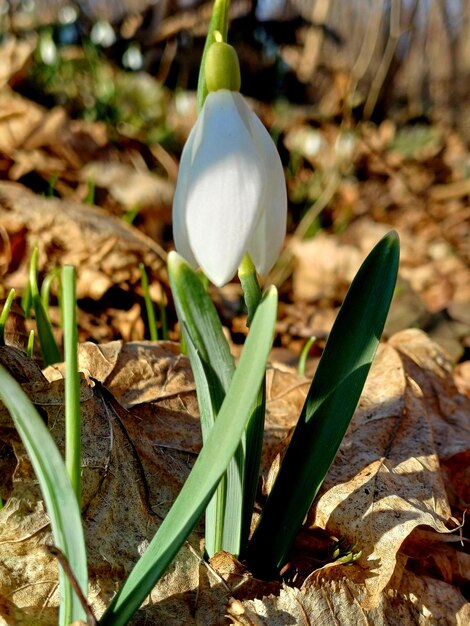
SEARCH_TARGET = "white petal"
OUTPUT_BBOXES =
[172,122,198,268]
[185,90,266,286]
[245,106,287,276]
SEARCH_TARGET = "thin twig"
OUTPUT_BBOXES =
[45,546,97,626]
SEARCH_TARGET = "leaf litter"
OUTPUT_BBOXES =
[1,326,469,624]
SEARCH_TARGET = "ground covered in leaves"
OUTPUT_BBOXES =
[0,30,469,626]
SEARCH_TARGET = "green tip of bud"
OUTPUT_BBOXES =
[205,37,241,93]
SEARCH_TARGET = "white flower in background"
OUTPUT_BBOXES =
[91,20,116,48]
[172,88,287,286]
[39,32,57,65]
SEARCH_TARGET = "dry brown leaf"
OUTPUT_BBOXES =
[81,161,174,209]
[0,89,45,154]
[291,233,364,301]
[0,345,227,624]
[0,36,36,89]
[227,568,470,626]
[263,363,310,475]
[0,181,165,299]
[74,340,195,407]
[1,329,469,623]
[309,329,469,608]
[0,593,56,626]
[0,88,107,175]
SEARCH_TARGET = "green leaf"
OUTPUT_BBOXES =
[99,285,278,626]
[0,288,15,345]
[247,231,400,578]
[139,263,159,341]
[168,252,242,556]
[168,252,234,392]
[0,365,88,625]
[62,265,81,502]
[29,246,61,365]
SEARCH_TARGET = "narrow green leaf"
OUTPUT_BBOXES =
[41,267,61,317]
[159,284,168,340]
[297,336,316,376]
[0,288,15,345]
[21,280,32,319]
[237,254,265,552]
[247,231,400,578]
[139,263,159,341]
[29,246,61,365]
[0,365,88,624]
[62,265,81,502]
[99,286,278,626]
[168,252,241,555]
[26,329,35,358]
[168,252,234,391]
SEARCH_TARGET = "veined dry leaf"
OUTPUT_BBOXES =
[2,330,469,623]
[0,181,165,299]
[0,593,55,626]
[74,340,195,407]
[0,345,158,618]
[309,329,469,608]
[0,345,227,624]
[263,363,310,474]
[227,567,470,626]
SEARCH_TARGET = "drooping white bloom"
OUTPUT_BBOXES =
[172,89,287,287]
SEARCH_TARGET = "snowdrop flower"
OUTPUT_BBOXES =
[172,41,287,287]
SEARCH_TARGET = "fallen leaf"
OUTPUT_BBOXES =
[291,233,363,301]
[0,36,36,89]
[0,181,165,300]
[0,593,55,626]
[81,161,173,210]
[309,329,469,608]
[227,568,470,625]
[1,329,469,623]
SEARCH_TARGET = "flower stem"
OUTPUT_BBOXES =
[237,254,266,552]
[197,0,231,111]
[238,254,262,327]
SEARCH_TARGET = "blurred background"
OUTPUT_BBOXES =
[2,0,470,138]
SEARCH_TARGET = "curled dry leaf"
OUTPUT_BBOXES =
[0,181,165,299]
[75,340,195,407]
[0,345,159,618]
[310,329,469,609]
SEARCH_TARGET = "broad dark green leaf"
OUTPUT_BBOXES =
[247,232,400,578]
